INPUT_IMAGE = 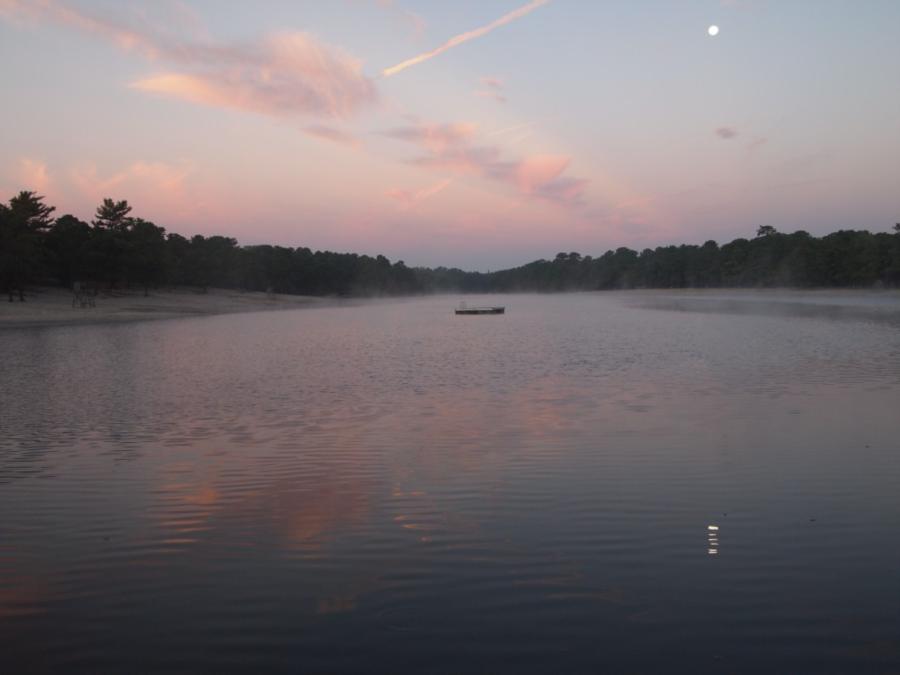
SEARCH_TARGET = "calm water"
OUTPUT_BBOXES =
[2,291,900,673]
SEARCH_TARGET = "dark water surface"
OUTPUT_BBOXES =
[2,291,899,673]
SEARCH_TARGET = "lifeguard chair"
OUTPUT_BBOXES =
[72,282,96,308]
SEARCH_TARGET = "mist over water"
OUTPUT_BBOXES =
[2,290,900,673]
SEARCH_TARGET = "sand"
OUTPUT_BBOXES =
[0,287,333,329]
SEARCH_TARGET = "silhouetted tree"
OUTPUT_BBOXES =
[90,198,134,287]
[0,192,55,300]
[44,214,92,287]
[4,190,900,298]
[93,199,132,231]
[127,219,166,295]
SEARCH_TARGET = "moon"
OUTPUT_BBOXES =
[708,25,720,37]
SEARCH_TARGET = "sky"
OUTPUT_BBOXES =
[1,0,898,270]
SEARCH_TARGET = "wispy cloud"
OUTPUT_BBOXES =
[715,126,739,140]
[486,121,536,138]
[385,120,587,206]
[130,31,377,120]
[2,0,378,120]
[303,124,362,148]
[368,0,427,40]
[476,76,507,103]
[382,0,551,77]
[1,0,160,56]
[383,122,477,153]
[386,178,452,209]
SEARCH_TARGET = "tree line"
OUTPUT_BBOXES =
[478,224,900,293]
[2,190,899,301]
[0,191,419,300]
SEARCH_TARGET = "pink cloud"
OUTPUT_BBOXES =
[385,178,452,210]
[383,122,477,154]
[134,30,377,119]
[486,121,536,139]
[70,161,191,198]
[65,160,202,222]
[130,28,377,121]
[410,145,502,175]
[3,1,377,120]
[512,155,568,192]
[386,121,587,205]
[303,124,362,147]
[0,155,247,229]
[1,157,53,203]
[17,158,51,193]
[0,0,161,57]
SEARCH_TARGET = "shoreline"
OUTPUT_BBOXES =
[0,287,335,330]
[2,286,897,331]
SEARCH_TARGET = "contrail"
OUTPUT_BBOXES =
[382,0,550,77]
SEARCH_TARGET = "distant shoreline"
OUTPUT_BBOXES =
[3,286,899,331]
[0,287,334,330]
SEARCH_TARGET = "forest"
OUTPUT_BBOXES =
[2,190,899,301]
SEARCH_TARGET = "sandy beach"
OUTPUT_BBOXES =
[0,287,332,329]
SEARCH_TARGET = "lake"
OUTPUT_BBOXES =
[2,290,899,673]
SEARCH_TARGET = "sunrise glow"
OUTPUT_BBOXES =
[2,1,898,269]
